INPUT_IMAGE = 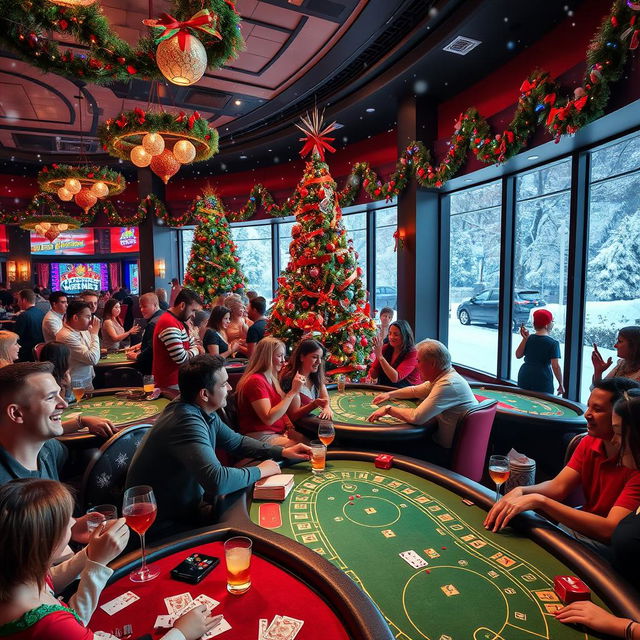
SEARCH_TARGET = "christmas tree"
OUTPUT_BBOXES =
[183,191,247,305]
[268,111,377,380]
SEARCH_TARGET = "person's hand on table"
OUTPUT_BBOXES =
[87,518,130,566]
[591,344,612,379]
[126,349,138,361]
[483,487,542,532]
[319,405,333,420]
[372,392,391,405]
[174,605,222,640]
[367,406,389,423]
[82,415,117,438]
[554,601,630,636]
[257,459,282,478]
[282,442,311,461]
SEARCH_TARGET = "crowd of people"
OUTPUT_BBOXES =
[0,282,640,638]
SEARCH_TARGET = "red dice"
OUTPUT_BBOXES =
[375,454,394,469]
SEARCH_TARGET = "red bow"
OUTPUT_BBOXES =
[144,10,221,51]
[299,133,336,162]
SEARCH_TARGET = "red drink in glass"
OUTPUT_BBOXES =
[124,502,157,535]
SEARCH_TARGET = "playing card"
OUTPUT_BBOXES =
[259,618,268,640]
[203,615,231,638]
[263,615,304,640]
[154,615,173,629]
[173,593,220,619]
[164,592,193,615]
[399,550,428,569]
[100,591,140,615]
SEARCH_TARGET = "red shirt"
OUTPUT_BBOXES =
[152,311,196,388]
[238,373,288,435]
[566,435,640,516]
[370,346,421,387]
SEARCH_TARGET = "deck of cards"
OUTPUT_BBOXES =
[259,614,304,640]
[157,592,230,638]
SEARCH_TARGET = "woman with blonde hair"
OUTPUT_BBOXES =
[224,296,249,353]
[236,337,307,446]
[0,331,20,368]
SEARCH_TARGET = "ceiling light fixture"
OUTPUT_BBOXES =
[234,99,242,106]
[527,155,540,160]
[366,108,376,113]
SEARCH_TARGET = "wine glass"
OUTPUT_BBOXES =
[318,421,335,447]
[122,485,160,582]
[488,455,510,502]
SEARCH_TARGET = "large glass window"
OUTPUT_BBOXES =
[231,224,273,298]
[278,220,295,276]
[374,207,397,319]
[581,133,640,400]
[180,228,195,281]
[448,181,502,375]
[511,161,571,385]
[342,211,367,288]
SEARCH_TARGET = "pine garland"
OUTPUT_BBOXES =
[38,164,126,195]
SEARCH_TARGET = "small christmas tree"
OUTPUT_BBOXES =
[268,111,377,380]
[183,191,247,305]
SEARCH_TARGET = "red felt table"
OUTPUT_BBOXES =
[90,540,349,639]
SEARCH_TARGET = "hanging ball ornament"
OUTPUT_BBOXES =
[173,139,196,164]
[90,181,109,198]
[64,178,82,195]
[156,34,207,87]
[142,132,165,156]
[150,149,181,184]
[74,188,98,213]
[130,145,152,167]
[57,187,73,201]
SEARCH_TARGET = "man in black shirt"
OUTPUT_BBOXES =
[126,292,164,375]
[14,289,45,361]
[246,296,267,357]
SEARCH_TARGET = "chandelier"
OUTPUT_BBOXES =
[19,194,81,242]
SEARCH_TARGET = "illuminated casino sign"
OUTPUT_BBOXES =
[50,263,109,294]
[110,227,140,253]
[30,229,95,255]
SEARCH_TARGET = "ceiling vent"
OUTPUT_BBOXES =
[55,137,100,153]
[442,36,481,55]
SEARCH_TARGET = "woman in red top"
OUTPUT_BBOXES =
[369,320,421,388]
[0,479,218,640]
[236,337,308,446]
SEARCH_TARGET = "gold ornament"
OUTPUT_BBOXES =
[57,187,73,201]
[64,178,82,194]
[91,181,109,198]
[142,133,165,156]
[173,139,196,164]
[130,145,152,167]
[74,188,98,213]
[156,34,207,87]
[150,149,181,184]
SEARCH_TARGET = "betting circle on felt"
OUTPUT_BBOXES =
[325,388,418,426]
[251,460,606,640]
[62,395,169,427]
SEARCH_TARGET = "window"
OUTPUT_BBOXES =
[342,211,367,288]
[581,132,640,400]
[278,220,295,276]
[374,207,397,318]
[231,224,273,298]
[511,160,571,386]
[180,228,195,281]
[448,181,502,375]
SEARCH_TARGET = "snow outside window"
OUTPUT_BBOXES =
[231,224,273,299]
[375,207,398,320]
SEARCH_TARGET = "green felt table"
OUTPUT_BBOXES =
[247,454,639,640]
[96,351,130,367]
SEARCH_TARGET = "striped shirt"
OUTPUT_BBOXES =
[152,311,199,388]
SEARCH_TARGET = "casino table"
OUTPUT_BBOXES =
[90,526,391,640]
[96,350,130,368]
[469,384,587,479]
[228,451,640,640]
[59,389,169,443]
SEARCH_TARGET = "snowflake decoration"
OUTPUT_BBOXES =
[96,472,112,489]
[115,452,129,468]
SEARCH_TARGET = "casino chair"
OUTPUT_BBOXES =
[449,400,498,483]
[33,342,46,361]
[563,432,587,507]
[104,366,144,389]
[79,423,151,512]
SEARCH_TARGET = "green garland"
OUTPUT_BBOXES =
[0,0,243,84]
[214,0,639,221]
[38,164,126,195]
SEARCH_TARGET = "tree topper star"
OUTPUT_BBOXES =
[296,108,338,161]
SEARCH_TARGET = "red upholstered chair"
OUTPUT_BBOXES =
[33,342,46,361]
[450,400,498,483]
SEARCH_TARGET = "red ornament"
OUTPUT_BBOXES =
[318,188,325,198]
[198,276,205,283]
[360,337,368,347]
[302,300,309,309]
[326,242,335,252]
[309,267,319,279]
[337,255,345,264]
[299,187,308,198]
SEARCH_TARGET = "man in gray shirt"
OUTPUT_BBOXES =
[126,354,311,539]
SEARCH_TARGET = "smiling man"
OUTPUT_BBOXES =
[484,377,640,553]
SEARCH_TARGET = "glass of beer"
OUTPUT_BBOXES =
[318,421,335,447]
[224,536,252,595]
[143,375,155,394]
[71,383,85,403]
[310,440,327,474]
[337,375,346,393]
[488,455,510,502]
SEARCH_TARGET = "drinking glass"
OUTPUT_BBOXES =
[122,485,159,582]
[71,384,85,403]
[86,504,118,533]
[310,440,326,474]
[224,536,252,594]
[337,375,346,393]
[488,455,511,502]
[143,375,155,394]
[318,421,335,447]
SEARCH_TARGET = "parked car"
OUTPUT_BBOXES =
[375,286,397,310]
[456,288,546,328]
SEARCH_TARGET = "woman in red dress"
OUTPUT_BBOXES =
[0,479,218,639]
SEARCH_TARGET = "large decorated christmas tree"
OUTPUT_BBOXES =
[269,111,377,380]
[183,191,247,305]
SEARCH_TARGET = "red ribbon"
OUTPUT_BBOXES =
[299,134,336,162]
[148,12,219,50]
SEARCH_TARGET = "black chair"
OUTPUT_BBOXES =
[79,423,151,512]
[563,431,587,507]
[104,366,144,389]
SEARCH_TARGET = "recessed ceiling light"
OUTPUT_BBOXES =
[366,108,376,113]
[234,99,242,106]
[527,155,539,160]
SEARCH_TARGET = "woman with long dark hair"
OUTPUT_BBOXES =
[592,326,640,384]
[203,305,242,359]
[101,298,139,350]
[369,319,421,388]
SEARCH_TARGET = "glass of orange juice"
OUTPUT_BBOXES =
[310,440,326,474]
[143,375,155,394]
[488,455,510,502]
[224,536,252,594]
[318,421,335,447]
[71,383,85,403]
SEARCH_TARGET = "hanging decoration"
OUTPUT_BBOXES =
[0,0,243,84]
[99,109,218,181]
[17,193,81,242]
[38,164,126,214]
